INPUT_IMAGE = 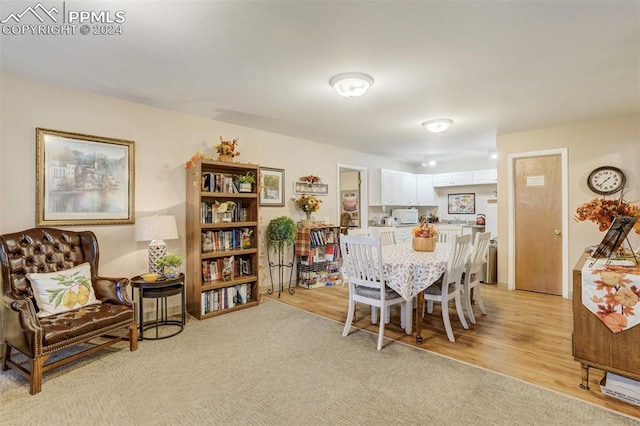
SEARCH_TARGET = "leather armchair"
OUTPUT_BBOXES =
[1,228,137,394]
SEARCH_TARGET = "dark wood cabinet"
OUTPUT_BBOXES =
[572,255,640,389]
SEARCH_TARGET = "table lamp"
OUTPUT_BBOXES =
[135,214,179,274]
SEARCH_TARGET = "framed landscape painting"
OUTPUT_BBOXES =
[260,167,285,206]
[36,128,135,226]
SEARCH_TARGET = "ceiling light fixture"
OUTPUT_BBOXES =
[421,118,453,133]
[421,158,437,167]
[488,150,498,160]
[329,72,374,98]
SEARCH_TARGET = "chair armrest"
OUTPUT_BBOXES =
[2,295,42,357]
[93,277,133,307]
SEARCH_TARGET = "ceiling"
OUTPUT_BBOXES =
[1,1,638,167]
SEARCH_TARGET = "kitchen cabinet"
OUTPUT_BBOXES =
[432,171,473,187]
[472,169,498,184]
[394,226,414,243]
[369,169,418,206]
[415,174,436,205]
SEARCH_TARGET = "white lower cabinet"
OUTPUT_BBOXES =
[394,227,414,243]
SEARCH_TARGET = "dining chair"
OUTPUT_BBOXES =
[347,228,372,237]
[423,234,472,342]
[376,226,397,246]
[462,231,491,324]
[340,235,407,350]
[435,229,460,245]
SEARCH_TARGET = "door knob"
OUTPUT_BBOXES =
[554,229,561,236]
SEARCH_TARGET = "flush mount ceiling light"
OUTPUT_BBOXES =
[329,72,374,98]
[488,150,498,160]
[421,118,454,133]
[421,158,437,167]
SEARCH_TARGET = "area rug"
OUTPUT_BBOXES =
[0,299,636,425]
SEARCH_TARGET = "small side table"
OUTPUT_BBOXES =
[130,273,185,340]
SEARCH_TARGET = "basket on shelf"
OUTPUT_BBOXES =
[217,154,233,162]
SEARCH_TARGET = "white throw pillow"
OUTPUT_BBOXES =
[27,262,100,318]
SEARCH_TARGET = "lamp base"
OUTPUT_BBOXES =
[148,240,167,274]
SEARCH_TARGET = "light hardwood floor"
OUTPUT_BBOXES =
[266,283,640,419]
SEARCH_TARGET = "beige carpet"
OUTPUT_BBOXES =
[1,299,637,425]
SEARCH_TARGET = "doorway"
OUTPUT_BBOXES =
[507,149,569,297]
[337,164,368,231]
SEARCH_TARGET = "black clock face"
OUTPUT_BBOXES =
[587,166,626,195]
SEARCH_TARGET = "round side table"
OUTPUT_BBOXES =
[130,273,185,340]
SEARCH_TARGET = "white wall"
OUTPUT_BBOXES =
[0,73,414,291]
[496,115,640,287]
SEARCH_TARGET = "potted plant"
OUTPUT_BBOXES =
[235,171,256,193]
[156,252,184,279]
[267,216,297,252]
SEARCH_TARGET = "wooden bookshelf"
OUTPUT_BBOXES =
[185,160,260,319]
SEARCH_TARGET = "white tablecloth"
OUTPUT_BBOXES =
[381,242,449,301]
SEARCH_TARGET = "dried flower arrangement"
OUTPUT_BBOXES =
[412,222,437,238]
[216,137,240,159]
[575,196,640,234]
[300,175,320,184]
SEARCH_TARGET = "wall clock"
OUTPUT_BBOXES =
[587,166,626,195]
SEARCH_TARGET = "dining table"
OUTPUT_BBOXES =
[381,241,450,343]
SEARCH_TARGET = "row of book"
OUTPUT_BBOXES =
[201,284,253,314]
[308,228,336,246]
[298,245,340,265]
[200,201,243,224]
[202,256,252,282]
[202,172,239,193]
[201,229,252,252]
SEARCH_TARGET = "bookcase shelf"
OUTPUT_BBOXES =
[186,159,260,319]
[294,225,342,289]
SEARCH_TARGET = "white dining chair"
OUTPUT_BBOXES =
[423,234,472,342]
[435,229,460,245]
[340,235,407,350]
[376,226,397,246]
[462,231,491,324]
[347,228,371,237]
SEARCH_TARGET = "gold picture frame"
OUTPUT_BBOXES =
[36,128,135,226]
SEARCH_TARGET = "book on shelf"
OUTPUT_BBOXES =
[200,283,253,315]
[202,256,252,282]
[201,172,240,194]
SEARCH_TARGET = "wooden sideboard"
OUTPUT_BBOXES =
[573,255,640,389]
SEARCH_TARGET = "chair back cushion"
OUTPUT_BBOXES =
[27,262,101,317]
[0,228,99,300]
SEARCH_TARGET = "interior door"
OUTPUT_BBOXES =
[514,155,562,295]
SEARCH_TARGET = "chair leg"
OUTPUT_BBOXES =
[30,354,49,395]
[400,304,406,329]
[455,294,469,329]
[377,314,385,350]
[476,286,488,315]
[465,288,477,325]
[129,324,139,351]
[384,306,391,324]
[371,306,378,325]
[343,300,356,337]
[426,300,434,314]
[441,299,455,342]
[1,343,10,371]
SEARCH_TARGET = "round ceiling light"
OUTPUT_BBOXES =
[421,118,454,133]
[329,72,374,98]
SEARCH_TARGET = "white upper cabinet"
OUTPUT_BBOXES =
[472,169,498,184]
[401,172,417,205]
[433,169,496,187]
[432,171,473,187]
[416,174,435,205]
[369,169,421,206]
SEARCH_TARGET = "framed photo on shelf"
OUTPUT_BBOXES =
[448,193,475,214]
[293,181,329,196]
[259,167,285,206]
[36,128,135,226]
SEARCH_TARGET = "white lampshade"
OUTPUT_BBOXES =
[422,118,453,133]
[329,72,374,98]
[135,214,179,273]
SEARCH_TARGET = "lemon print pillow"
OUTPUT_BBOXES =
[27,262,101,318]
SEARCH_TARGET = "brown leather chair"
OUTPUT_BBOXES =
[0,228,138,394]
